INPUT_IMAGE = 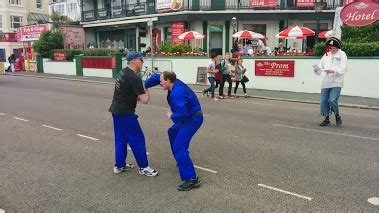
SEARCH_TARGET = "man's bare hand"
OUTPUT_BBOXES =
[166,111,172,118]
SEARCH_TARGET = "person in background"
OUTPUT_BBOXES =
[8,54,16,72]
[234,58,247,98]
[214,55,223,89]
[109,51,159,177]
[144,71,203,191]
[273,42,289,55]
[314,37,347,127]
[202,53,219,101]
[218,53,234,99]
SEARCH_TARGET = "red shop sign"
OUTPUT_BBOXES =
[171,22,185,44]
[53,52,67,61]
[82,57,115,69]
[255,60,295,77]
[249,0,277,8]
[340,0,379,26]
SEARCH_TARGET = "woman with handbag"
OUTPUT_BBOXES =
[234,58,248,98]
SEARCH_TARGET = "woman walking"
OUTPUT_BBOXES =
[218,53,234,99]
[234,58,247,98]
[202,54,219,101]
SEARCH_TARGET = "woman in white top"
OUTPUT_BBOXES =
[314,37,347,126]
[202,54,219,101]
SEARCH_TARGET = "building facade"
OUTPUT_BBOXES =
[48,0,81,22]
[0,0,51,62]
[80,0,341,54]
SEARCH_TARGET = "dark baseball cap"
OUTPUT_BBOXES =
[126,51,144,62]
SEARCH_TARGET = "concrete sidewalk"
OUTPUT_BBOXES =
[5,72,379,110]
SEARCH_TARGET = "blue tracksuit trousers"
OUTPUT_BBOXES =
[112,113,148,168]
[168,115,203,181]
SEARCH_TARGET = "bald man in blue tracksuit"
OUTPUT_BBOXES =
[145,71,203,191]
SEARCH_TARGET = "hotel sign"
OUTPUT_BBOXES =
[340,0,379,26]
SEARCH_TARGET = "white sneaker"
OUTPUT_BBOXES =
[139,166,159,177]
[113,164,134,174]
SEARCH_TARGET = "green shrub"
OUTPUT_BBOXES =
[156,42,193,54]
[314,42,379,56]
[341,22,379,43]
[33,31,64,57]
[52,48,120,61]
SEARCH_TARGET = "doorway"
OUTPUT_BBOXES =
[209,25,223,56]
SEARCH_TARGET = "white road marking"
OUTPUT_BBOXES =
[367,197,379,206]
[127,147,149,155]
[77,134,99,141]
[42,125,62,131]
[291,107,317,111]
[0,113,5,116]
[291,107,377,117]
[258,184,312,201]
[0,208,4,213]
[273,124,379,141]
[13,117,28,122]
[194,165,218,174]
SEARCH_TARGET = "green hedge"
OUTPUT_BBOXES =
[341,22,379,43]
[51,49,120,61]
[314,42,379,57]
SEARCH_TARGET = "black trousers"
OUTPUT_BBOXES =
[234,80,246,94]
[219,74,232,96]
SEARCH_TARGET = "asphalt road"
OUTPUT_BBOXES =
[0,75,378,212]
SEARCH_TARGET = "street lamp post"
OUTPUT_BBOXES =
[314,0,326,43]
[232,17,237,34]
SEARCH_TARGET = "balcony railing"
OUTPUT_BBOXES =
[82,0,342,22]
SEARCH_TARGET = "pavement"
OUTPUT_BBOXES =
[1,74,378,211]
[4,71,379,110]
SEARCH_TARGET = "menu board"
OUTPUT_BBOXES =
[171,22,185,44]
[196,67,207,84]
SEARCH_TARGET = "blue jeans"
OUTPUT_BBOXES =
[203,77,216,98]
[320,87,341,116]
[112,113,149,168]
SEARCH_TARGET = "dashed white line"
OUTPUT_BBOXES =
[273,123,379,141]
[0,208,4,213]
[77,134,99,141]
[0,113,5,116]
[258,184,313,201]
[13,117,28,122]
[368,197,379,206]
[42,125,62,131]
[194,165,218,174]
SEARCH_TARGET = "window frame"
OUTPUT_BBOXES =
[9,0,23,6]
[36,0,43,9]
[0,15,3,31]
[10,15,23,29]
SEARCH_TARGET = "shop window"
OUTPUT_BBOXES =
[9,0,22,5]
[242,24,266,35]
[164,27,171,42]
[36,0,42,9]
[10,16,23,29]
[0,49,5,62]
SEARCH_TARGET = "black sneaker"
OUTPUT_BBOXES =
[319,119,331,126]
[336,116,342,126]
[177,177,201,191]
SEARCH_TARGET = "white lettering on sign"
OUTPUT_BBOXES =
[270,62,289,69]
[345,10,377,21]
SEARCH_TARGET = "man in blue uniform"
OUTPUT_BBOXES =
[109,51,158,177]
[145,71,203,191]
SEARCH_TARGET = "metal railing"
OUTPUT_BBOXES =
[82,0,342,22]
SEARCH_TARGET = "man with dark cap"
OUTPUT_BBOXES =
[145,72,203,191]
[109,51,158,176]
[314,37,347,126]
